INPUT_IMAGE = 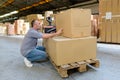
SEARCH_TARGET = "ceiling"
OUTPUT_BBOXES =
[0,0,99,22]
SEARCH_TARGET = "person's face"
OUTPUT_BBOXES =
[35,20,43,30]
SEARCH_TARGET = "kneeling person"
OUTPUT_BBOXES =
[20,19,62,67]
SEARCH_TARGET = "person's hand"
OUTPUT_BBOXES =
[56,28,63,35]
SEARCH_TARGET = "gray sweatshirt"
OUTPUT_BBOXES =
[20,28,42,56]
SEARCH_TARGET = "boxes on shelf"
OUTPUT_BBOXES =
[0,23,7,35]
[27,14,44,23]
[14,19,24,35]
[21,22,30,35]
[6,23,15,35]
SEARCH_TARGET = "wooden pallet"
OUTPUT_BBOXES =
[50,59,100,78]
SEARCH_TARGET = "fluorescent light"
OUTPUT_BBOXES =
[0,11,18,18]
[10,11,18,14]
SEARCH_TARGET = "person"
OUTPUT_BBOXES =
[20,19,62,68]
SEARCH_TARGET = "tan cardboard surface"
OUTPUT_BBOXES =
[56,8,91,38]
[112,0,119,15]
[47,36,96,66]
[106,0,112,12]
[117,19,120,43]
[99,22,106,42]
[111,20,117,43]
[106,21,112,42]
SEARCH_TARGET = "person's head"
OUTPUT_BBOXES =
[31,19,43,30]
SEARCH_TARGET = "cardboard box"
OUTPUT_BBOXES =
[111,19,118,43]
[99,0,107,16]
[0,26,6,35]
[99,22,106,42]
[14,19,24,34]
[117,19,120,43]
[99,15,102,22]
[22,22,30,35]
[119,0,120,14]
[46,36,96,66]
[112,0,119,15]
[105,21,112,42]
[27,14,44,23]
[56,8,91,38]
[44,11,53,17]
[7,24,15,35]
[106,0,112,12]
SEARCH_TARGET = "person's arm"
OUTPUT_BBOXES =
[42,28,63,39]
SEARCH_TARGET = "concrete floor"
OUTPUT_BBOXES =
[0,35,120,80]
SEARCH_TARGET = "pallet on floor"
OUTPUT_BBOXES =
[50,59,100,78]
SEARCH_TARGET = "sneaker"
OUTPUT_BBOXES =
[24,58,33,68]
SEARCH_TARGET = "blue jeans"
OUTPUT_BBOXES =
[25,46,47,62]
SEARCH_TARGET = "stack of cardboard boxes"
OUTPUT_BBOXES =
[99,0,120,43]
[5,23,15,35]
[0,23,7,35]
[27,14,44,23]
[45,8,97,66]
[4,20,30,35]
[22,22,30,35]
[14,19,24,35]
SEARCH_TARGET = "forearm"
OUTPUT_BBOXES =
[42,33,57,39]
[42,28,62,39]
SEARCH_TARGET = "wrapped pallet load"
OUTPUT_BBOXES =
[44,8,97,66]
[46,36,96,66]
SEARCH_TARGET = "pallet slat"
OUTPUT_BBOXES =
[70,63,79,68]
[61,64,71,70]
